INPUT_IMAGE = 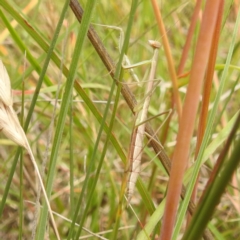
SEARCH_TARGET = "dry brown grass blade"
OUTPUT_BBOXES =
[0,60,60,240]
[159,1,222,240]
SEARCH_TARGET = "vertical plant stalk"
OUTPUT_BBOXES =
[159,1,222,240]
[173,3,239,238]
[177,0,203,75]
[19,74,25,239]
[190,0,224,212]
[36,0,97,239]
[150,0,182,120]
[127,40,160,202]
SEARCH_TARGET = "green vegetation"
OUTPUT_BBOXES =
[0,1,239,239]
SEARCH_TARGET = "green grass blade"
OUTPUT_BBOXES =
[69,1,139,238]
[74,80,118,239]
[0,0,69,76]
[137,198,165,240]
[208,222,226,240]
[1,3,161,218]
[37,1,97,239]
[69,95,75,218]
[182,111,240,239]
[183,110,240,184]
[19,81,25,240]
[136,108,239,239]
[0,9,52,86]
[0,1,69,222]
[0,1,129,166]
[74,81,126,161]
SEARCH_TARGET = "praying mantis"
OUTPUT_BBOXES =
[93,23,161,203]
[126,40,161,202]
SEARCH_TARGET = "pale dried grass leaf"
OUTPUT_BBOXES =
[0,60,26,147]
[0,61,12,106]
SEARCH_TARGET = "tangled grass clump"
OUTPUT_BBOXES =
[0,60,60,240]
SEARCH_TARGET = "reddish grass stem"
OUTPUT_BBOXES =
[159,1,222,239]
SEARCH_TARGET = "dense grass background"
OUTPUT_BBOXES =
[0,0,239,239]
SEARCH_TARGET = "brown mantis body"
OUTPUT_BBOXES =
[127,40,160,202]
